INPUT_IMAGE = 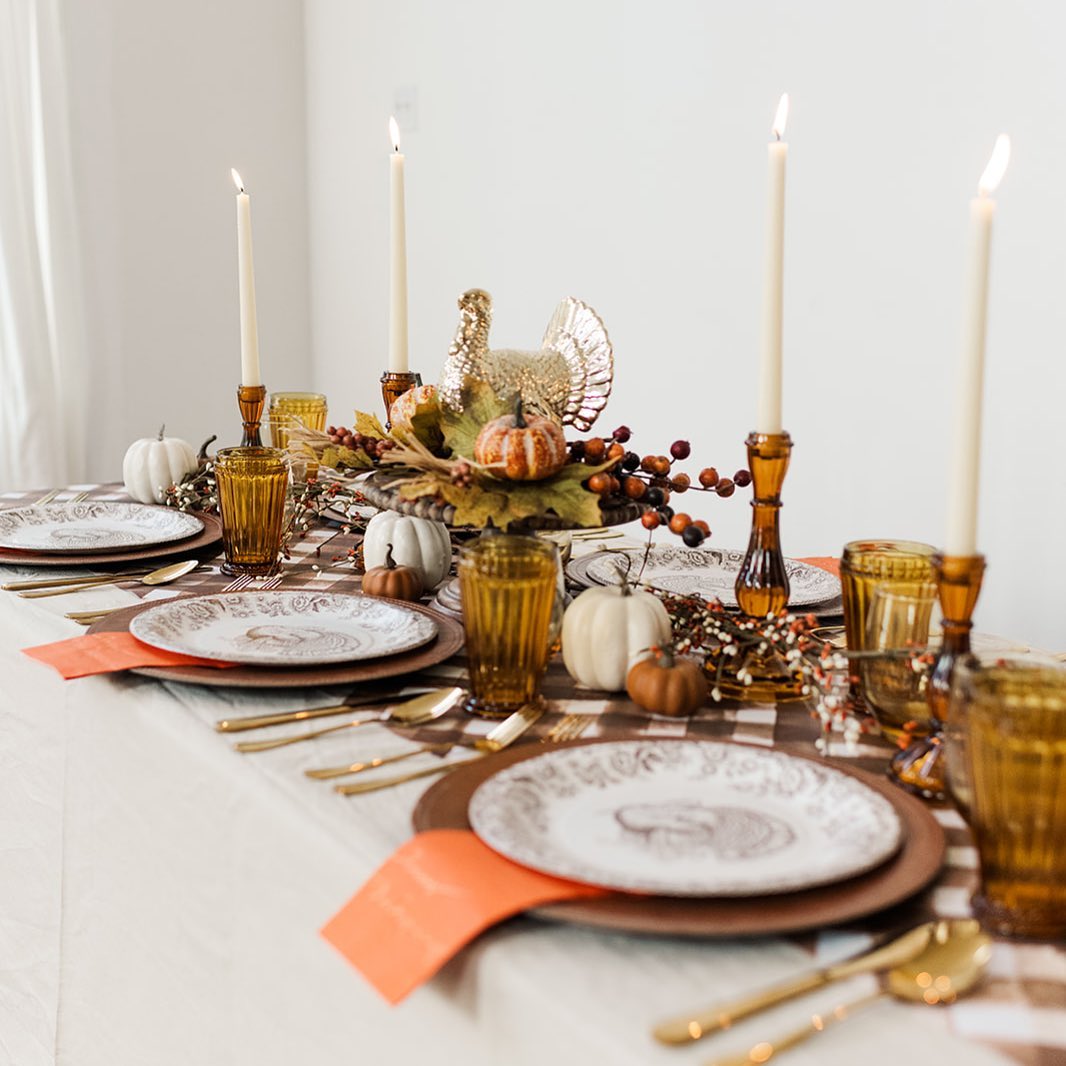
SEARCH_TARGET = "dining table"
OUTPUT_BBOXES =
[2,484,1064,1066]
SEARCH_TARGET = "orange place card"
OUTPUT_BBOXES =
[322,829,607,1004]
[23,631,236,679]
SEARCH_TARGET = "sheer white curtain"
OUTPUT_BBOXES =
[0,0,87,490]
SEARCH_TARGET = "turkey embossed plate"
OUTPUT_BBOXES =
[572,546,840,608]
[129,591,438,666]
[0,502,203,553]
[468,740,902,897]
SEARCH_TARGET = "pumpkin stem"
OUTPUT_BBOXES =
[197,434,217,461]
[613,555,634,595]
[158,424,166,441]
[512,395,526,429]
[384,543,397,570]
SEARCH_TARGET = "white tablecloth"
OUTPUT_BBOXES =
[0,567,1051,1066]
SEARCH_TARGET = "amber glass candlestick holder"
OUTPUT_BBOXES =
[380,370,422,429]
[735,431,792,616]
[712,431,803,701]
[891,552,985,800]
[237,384,267,447]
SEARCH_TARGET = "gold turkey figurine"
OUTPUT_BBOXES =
[438,289,614,431]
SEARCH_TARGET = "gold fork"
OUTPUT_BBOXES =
[544,712,596,743]
[334,703,545,796]
[305,742,455,780]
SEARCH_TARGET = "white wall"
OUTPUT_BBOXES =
[305,0,1066,652]
[61,0,311,479]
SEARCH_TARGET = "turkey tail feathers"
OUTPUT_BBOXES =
[540,297,614,432]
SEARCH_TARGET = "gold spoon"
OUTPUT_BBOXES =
[705,919,992,1066]
[232,687,464,752]
[24,558,200,599]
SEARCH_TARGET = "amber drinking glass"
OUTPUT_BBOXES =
[458,535,558,718]
[268,392,328,450]
[861,582,938,743]
[841,540,937,658]
[951,657,1066,939]
[214,447,290,576]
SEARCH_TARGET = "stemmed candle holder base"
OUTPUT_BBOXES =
[890,552,985,800]
[713,431,804,703]
[381,370,422,429]
[237,384,267,447]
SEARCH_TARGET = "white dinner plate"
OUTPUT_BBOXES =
[129,590,439,666]
[0,502,203,553]
[468,740,902,897]
[575,546,840,608]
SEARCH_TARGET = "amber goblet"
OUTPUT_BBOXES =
[861,581,938,746]
[950,656,1066,939]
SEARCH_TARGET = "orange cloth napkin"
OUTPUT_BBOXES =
[798,556,840,576]
[23,632,236,679]
[322,829,606,1004]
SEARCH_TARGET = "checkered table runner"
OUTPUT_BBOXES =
[5,484,1065,1064]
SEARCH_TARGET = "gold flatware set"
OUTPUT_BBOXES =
[653,919,990,1063]
[216,687,599,796]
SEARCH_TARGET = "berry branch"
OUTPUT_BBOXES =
[571,426,750,545]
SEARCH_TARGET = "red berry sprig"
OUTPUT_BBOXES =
[573,426,749,545]
[326,425,396,464]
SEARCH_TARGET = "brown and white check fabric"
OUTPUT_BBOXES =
[5,484,1065,1063]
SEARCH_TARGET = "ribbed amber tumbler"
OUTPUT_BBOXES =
[268,392,328,450]
[214,447,290,576]
[458,535,558,718]
[953,657,1066,940]
[840,540,936,657]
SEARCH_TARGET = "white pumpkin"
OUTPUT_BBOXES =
[561,584,672,692]
[122,426,199,504]
[362,511,451,590]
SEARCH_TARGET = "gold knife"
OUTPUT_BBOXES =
[335,702,544,796]
[3,570,153,592]
[652,921,935,1045]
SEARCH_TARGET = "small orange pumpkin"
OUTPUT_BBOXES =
[473,399,567,481]
[626,647,706,717]
[388,384,438,432]
[362,543,424,602]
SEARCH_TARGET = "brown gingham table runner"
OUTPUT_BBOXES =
[4,484,1065,1064]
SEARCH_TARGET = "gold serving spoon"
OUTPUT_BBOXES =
[231,687,464,752]
[703,920,991,1066]
[23,558,199,599]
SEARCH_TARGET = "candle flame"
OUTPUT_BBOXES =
[389,116,401,152]
[231,168,245,194]
[772,93,790,140]
[978,134,1010,196]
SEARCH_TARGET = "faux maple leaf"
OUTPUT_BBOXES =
[439,378,513,460]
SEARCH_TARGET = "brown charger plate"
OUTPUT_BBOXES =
[412,737,946,938]
[0,512,224,568]
[87,594,465,688]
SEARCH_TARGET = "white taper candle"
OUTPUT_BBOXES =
[756,94,789,435]
[231,169,261,387]
[388,117,409,373]
[944,134,1010,556]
